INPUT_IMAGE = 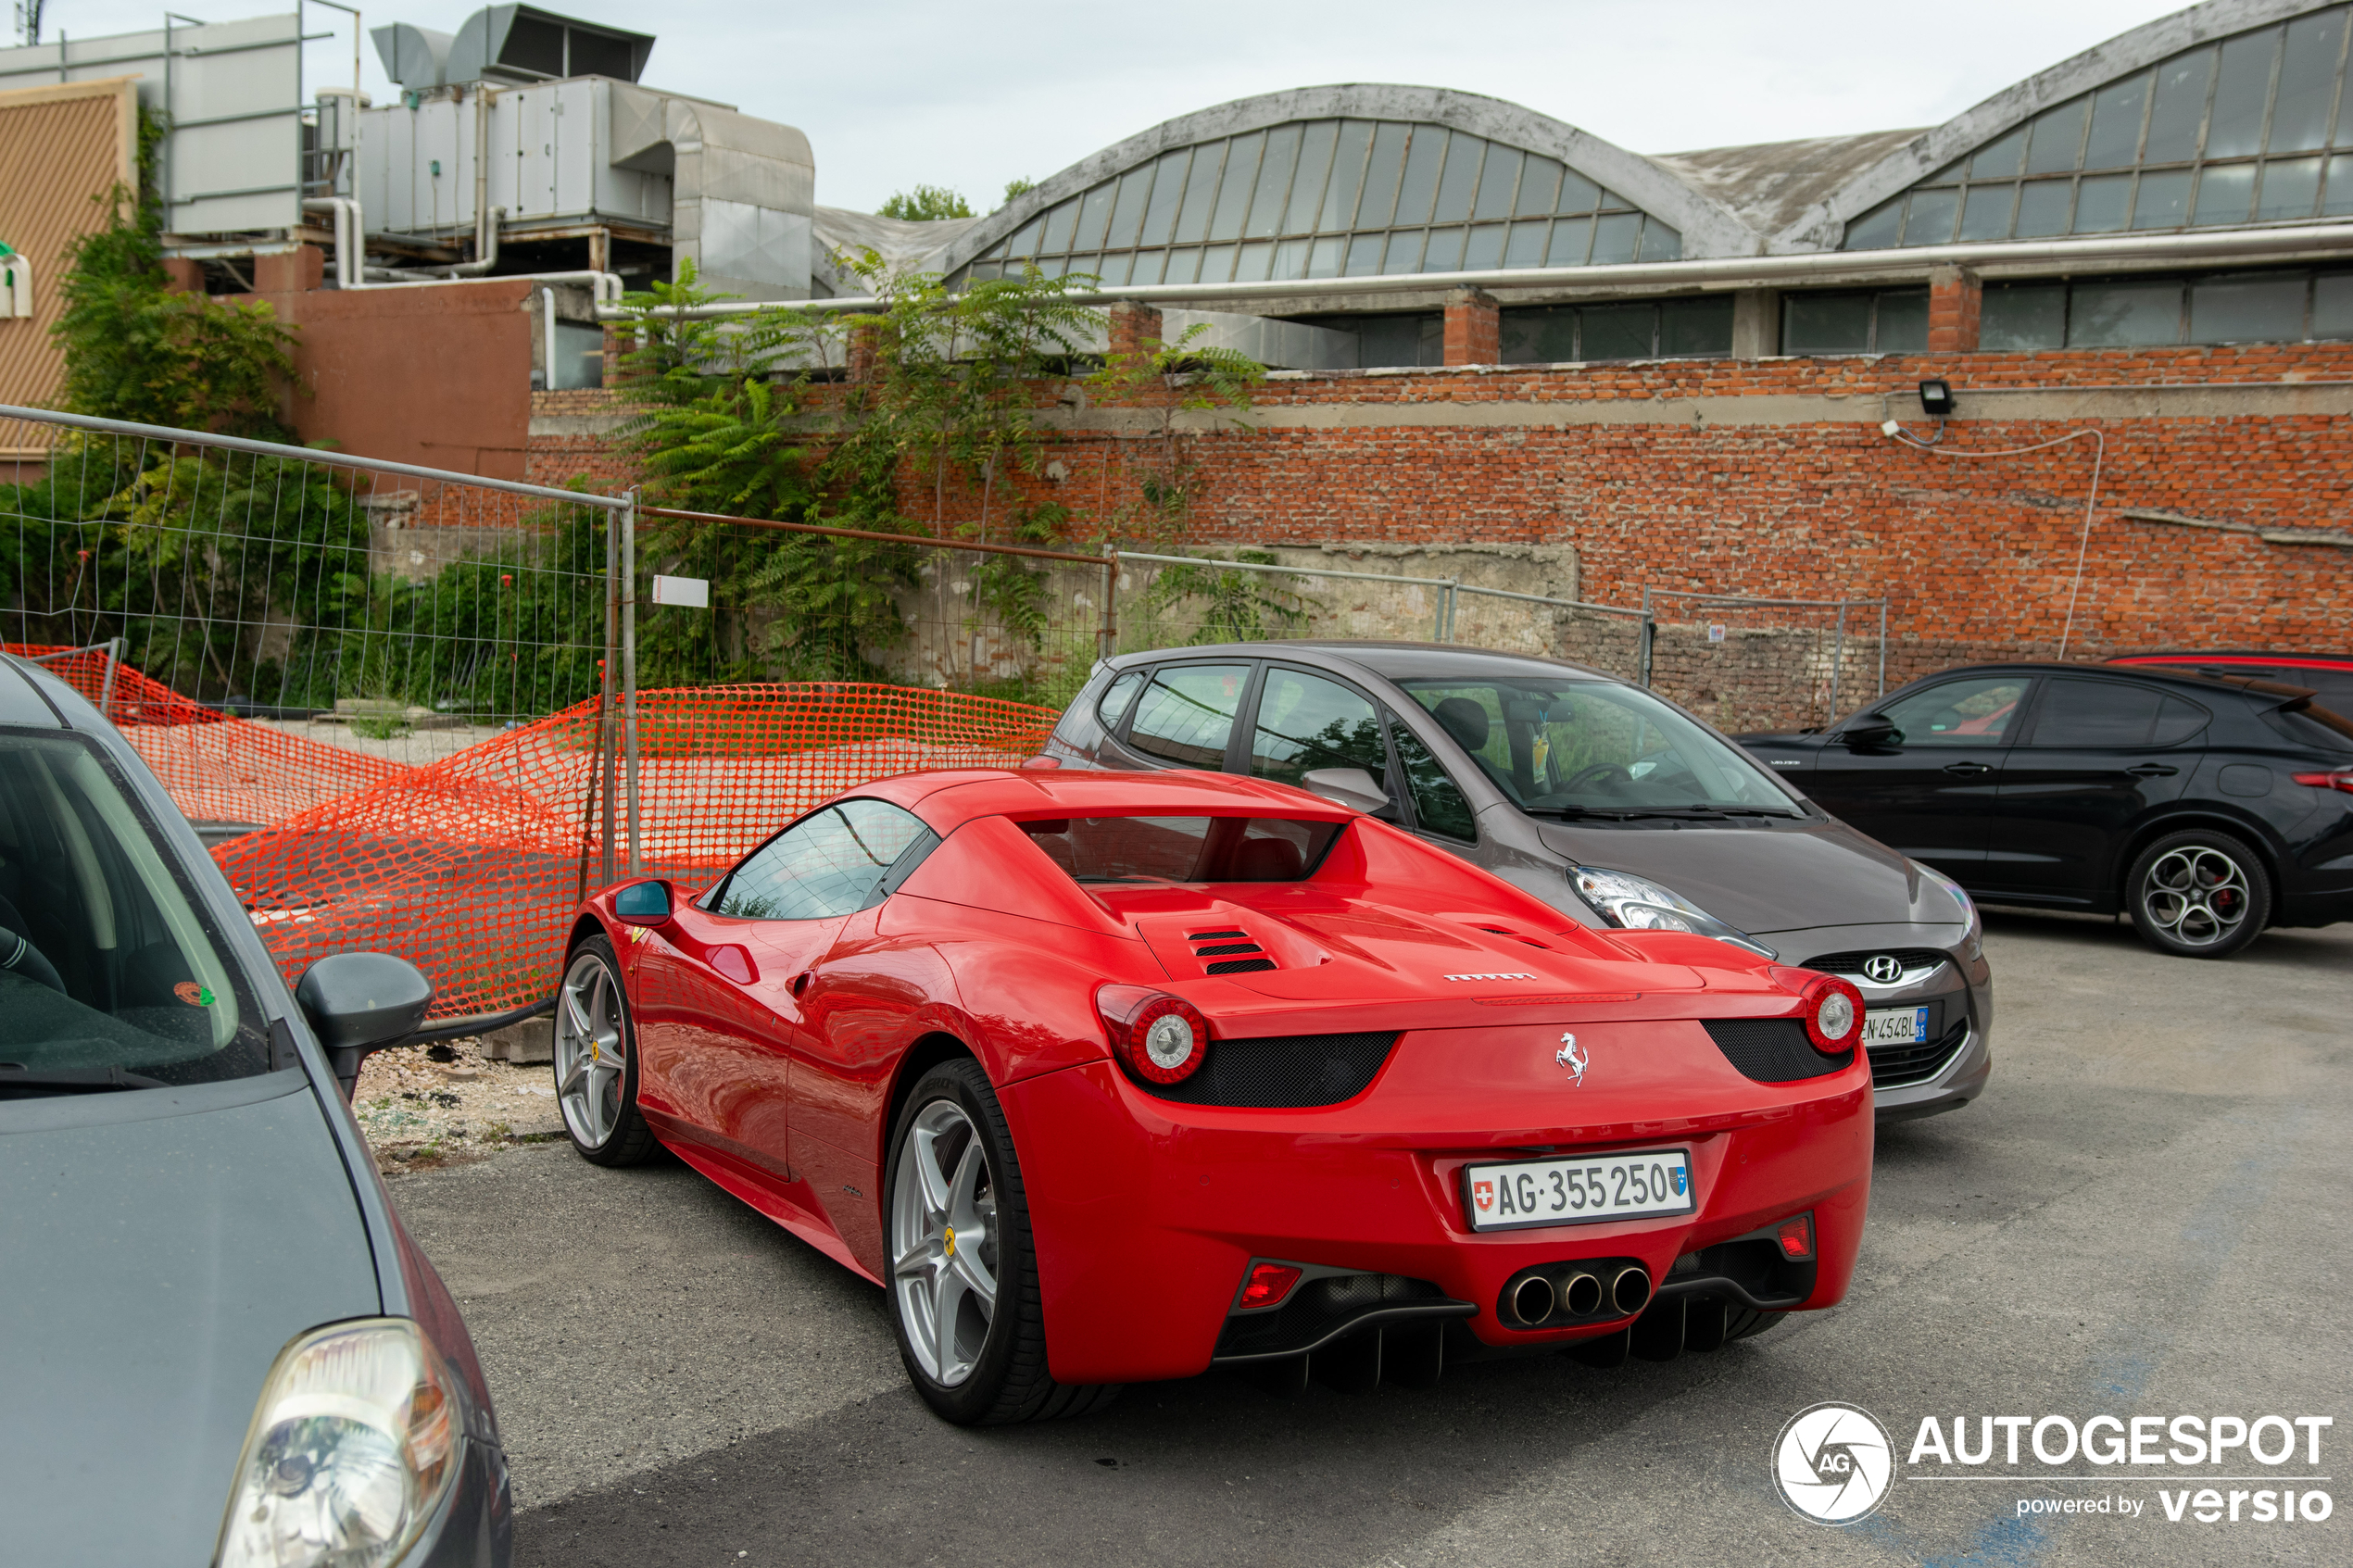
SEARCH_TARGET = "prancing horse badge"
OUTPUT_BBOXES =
[1555,1033,1588,1086]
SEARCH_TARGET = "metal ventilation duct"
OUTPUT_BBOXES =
[371,23,453,90]
[445,6,653,86]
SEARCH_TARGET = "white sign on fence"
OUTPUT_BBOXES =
[1708,623,1726,643]
[651,575,710,608]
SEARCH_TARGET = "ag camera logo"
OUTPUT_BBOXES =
[1775,1401,1896,1524]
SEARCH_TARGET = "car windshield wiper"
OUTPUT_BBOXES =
[0,1063,170,1095]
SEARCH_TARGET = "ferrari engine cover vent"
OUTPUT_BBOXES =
[1189,927,1276,974]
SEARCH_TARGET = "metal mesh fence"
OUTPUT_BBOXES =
[2,417,618,787]
[1640,591,1887,735]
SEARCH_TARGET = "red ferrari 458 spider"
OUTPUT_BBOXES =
[554,768,1872,1424]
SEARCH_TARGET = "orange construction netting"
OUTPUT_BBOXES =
[10,646,1057,1022]
[7,643,412,823]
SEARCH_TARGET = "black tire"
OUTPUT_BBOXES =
[884,1058,1119,1425]
[1723,1307,1783,1342]
[2126,829,2271,960]
[553,936,660,1167]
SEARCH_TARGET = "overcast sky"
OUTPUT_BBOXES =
[42,0,2188,214]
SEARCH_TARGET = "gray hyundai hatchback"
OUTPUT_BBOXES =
[1047,642,1994,1121]
[0,653,510,1566]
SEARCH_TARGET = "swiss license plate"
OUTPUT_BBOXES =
[1863,1007,1931,1047]
[1463,1148,1695,1233]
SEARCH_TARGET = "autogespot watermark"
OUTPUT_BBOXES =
[1774,1408,2336,1529]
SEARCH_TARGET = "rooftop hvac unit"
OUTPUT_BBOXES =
[442,6,653,86]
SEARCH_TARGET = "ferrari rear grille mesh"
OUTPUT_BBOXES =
[1801,947,1949,976]
[1140,1031,1401,1108]
[1867,1018,1969,1088]
[1701,1018,1851,1083]
[1204,957,1277,974]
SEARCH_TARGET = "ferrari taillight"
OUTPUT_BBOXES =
[1801,973,1864,1055]
[2291,768,2353,797]
[1094,985,1212,1085]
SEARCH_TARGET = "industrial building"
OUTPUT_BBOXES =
[0,0,2346,681]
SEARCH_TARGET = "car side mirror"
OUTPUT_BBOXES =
[1301,767,1394,817]
[612,878,673,925]
[295,952,435,1100]
[1843,717,1897,748]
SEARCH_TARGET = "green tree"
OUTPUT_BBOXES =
[877,184,975,221]
[997,177,1037,209]
[51,111,298,440]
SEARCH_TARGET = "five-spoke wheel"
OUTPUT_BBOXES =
[2127,830,2271,959]
[891,1098,1000,1387]
[554,937,656,1164]
[883,1060,1118,1424]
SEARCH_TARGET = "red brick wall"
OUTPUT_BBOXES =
[526,345,2353,699]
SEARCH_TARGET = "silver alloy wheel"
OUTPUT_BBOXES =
[2140,843,2253,949]
[890,1098,1000,1387]
[554,950,627,1148]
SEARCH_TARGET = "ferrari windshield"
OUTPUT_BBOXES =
[0,731,271,1091]
[1397,677,1805,818]
[1020,815,1343,883]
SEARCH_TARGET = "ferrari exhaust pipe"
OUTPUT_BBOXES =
[1560,1271,1603,1316]
[1510,1274,1556,1324]
[1611,1265,1652,1316]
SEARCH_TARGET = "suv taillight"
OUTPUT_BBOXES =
[2291,768,2353,797]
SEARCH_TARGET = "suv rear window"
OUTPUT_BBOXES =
[1019,816,1342,883]
[0,731,271,1090]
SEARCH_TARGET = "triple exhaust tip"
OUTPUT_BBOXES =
[1511,1265,1649,1324]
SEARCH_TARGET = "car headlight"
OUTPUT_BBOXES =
[215,1319,460,1568]
[1569,866,1776,960]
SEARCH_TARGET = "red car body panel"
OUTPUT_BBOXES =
[575,768,1875,1386]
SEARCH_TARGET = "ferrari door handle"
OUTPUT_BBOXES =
[1942,761,1992,776]
[2126,763,2178,778]
[790,972,813,997]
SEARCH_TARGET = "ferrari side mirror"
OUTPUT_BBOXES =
[612,879,673,925]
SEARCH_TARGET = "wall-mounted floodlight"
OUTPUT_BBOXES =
[1918,379,1956,418]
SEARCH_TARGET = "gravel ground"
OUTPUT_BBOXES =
[351,1036,566,1172]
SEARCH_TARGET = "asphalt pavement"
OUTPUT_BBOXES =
[391,912,2353,1566]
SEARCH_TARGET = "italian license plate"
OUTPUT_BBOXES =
[1862,1007,1930,1047]
[1463,1148,1695,1233]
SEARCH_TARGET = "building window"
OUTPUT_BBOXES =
[1290,312,1444,367]
[1497,295,1732,362]
[1844,5,2353,248]
[957,119,1681,286]
[1780,289,1928,354]
[1981,268,2353,348]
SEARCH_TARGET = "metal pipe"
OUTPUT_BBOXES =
[98,636,120,721]
[621,487,640,879]
[1509,1274,1555,1324]
[1611,1265,1652,1316]
[1119,549,1454,590]
[1560,1272,1603,1317]
[1447,581,1647,617]
[599,513,619,889]
[1099,543,1118,663]
[595,221,2353,320]
[1878,599,1888,699]
[442,84,502,277]
[542,285,558,390]
[1831,600,1846,722]
[0,401,629,508]
[642,504,1114,565]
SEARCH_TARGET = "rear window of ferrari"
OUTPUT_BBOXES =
[1018,815,1343,883]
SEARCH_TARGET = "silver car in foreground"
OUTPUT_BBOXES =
[1047,642,1992,1121]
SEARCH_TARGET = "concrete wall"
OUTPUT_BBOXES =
[219,254,537,479]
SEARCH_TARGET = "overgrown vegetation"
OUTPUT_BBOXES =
[877,184,975,221]
[608,248,1269,703]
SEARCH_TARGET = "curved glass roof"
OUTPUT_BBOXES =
[961,118,1682,287]
[1845,3,2353,248]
